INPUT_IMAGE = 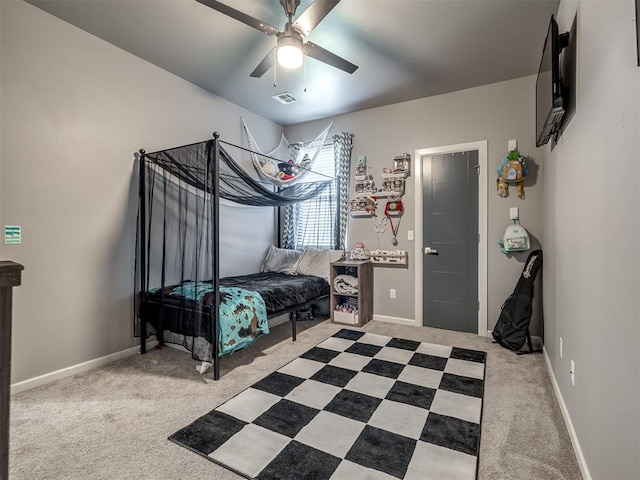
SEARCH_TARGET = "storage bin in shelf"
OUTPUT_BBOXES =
[333,310,359,325]
[330,259,373,327]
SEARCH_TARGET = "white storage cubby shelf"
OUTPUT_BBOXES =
[330,259,373,327]
[349,153,410,216]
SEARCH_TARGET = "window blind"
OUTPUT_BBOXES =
[294,144,336,249]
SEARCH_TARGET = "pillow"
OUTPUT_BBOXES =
[294,248,343,281]
[261,246,302,274]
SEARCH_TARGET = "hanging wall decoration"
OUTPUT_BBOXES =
[497,149,527,199]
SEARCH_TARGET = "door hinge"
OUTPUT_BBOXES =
[478,301,480,311]
[474,164,480,175]
[478,233,480,243]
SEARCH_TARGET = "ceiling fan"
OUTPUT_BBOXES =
[196,0,358,78]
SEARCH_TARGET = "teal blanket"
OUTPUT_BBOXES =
[150,281,269,356]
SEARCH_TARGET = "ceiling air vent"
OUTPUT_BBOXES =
[272,92,299,105]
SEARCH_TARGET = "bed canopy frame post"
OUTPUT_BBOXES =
[135,132,331,380]
[138,149,148,355]
[212,132,221,381]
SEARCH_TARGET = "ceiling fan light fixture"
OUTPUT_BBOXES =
[277,34,304,69]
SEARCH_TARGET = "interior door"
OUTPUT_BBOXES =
[422,151,479,333]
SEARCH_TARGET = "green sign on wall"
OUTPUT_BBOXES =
[4,226,21,245]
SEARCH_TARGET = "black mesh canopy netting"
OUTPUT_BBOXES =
[145,138,330,206]
[136,135,330,373]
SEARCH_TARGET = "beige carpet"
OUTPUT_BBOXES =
[9,320,582,480]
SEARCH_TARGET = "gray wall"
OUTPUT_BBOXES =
[0,0,281,384]
[285,76,544,334]
[543,0,639,478]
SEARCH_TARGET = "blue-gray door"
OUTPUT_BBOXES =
[422,151,479,333]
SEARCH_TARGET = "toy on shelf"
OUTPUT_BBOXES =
[349,197,376,216]
[354,177,376,197]
[381,178,405,194]
[355,155,368,181]
[392,153,411,176]
[384,199,403,217]
[334,300,359,325]
[349,241,369,260]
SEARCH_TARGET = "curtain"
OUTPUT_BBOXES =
[281,202,299,249]
[333,132,354,250]
[280,132,354,250]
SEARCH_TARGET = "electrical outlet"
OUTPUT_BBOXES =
[407,230,414,241]
[390,288,396,299]
[570,360,575,386]
[559,337,563,358]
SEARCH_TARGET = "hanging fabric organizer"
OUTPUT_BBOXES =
[242,118,333,187]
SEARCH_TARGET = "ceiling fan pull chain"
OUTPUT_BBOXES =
[273,48,278,87]
[304,54,307,92]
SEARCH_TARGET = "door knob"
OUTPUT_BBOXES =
[424,247,439,255]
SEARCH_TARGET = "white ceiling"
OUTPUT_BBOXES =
[26,0,559,126]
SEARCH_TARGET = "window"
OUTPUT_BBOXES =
[293,143,336,250]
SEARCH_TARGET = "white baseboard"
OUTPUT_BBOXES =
[372,314,417,326]
[543,346,592,480]
[10,339,159,395]
[486,330,543,347]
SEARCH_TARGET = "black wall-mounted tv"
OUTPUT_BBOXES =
[535,15,569,147]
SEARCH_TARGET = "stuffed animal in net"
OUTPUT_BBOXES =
[277,161,296,180]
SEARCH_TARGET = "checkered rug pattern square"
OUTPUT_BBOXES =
[170,329,486,480]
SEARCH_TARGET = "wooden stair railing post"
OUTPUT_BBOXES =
[0,261,23,480]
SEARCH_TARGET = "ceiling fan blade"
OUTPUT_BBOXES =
[196,0,279,36]
[292,0,340,36]
[304,41,358,74]
[250,48,275,78]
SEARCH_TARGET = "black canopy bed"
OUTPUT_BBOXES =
[137,131,334,380]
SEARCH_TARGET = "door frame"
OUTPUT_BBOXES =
[414,141,488,336]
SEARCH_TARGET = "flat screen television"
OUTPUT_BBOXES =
[535,15,568,147]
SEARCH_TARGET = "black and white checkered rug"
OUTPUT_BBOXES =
[170,329,486,480]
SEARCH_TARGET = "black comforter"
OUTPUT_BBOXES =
[141,272,329,317]
[219,272,329,313]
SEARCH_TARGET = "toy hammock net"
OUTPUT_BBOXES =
[242,118,333,187]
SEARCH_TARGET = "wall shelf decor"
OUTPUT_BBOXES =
[367,249,408,266]
[349,197,376,216]
[349,153,412,245]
